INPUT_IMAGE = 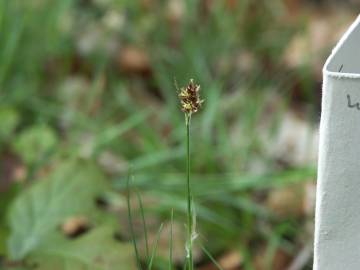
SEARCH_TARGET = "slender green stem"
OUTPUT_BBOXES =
[183,261,187,270]
[169,209,174,270]
[137,191,149,264]
[200,244,224,270]
[186,113,194,270]
[148,223,164,270]
[127,173,142,270]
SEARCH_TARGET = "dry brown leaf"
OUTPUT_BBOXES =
[0,152,26,192]
[117,47,151,75]
[166,0,184,24]
[266,184,305,218]
[255,246,292,270]
[218,250,244,269]
[62,216,90,238]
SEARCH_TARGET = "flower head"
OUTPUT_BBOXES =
[178,79,203,114]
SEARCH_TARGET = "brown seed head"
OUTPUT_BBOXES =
[178,79,203,114]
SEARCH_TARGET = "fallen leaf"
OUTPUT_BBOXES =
[28,226,135,270]
[118,46,151,75]
[7,161,107,260]
[61,216,90,238]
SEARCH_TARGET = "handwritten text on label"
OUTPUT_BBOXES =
[347,94,360,110]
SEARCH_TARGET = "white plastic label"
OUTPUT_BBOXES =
[315,15,360,270]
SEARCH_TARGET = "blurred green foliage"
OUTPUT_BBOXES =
[7,161,133,269]
[0,0,317,269]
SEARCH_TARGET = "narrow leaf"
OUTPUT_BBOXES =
[148,223,164,270]
[127,173,142,270]
[169,209,174,270]
[136,191,149,264]
[200,244,224,270]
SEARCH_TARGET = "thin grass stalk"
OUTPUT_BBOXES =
[137,191,150,264]
[169,209,174,270]
[127,173,142,270]
[178,79,202,270]
[148,223,164,270]
[183,261,187,270]
[186,113,194,270]
[200,244,225,270]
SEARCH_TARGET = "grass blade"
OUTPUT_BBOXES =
[182,262,187,270]
[127,173,142,270]
[200,243,224,270]
[137,191,150,264]
[148,223,164,270]
[93,111,148,154]
[169,209,174,270]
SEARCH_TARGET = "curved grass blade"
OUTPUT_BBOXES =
[200,243,224,270]
[148,223,164,270]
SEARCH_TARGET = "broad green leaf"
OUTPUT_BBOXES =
[0,224,9,256]
[12,125,58,164]
[27,226,135,270]
[0,106,19,142]
[7,161,107,260]
[0,184,20,257]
